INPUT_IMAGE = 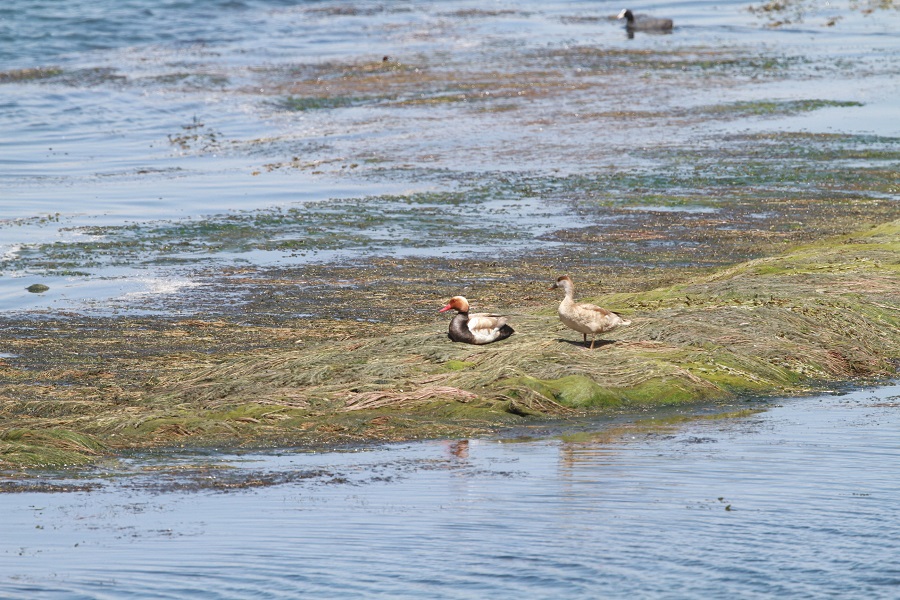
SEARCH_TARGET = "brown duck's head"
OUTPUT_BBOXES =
[439,296,470,313]
[549,275,574,291]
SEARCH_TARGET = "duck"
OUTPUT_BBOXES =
[439,296,515,345]
[617,9,673,32]
[549,275,631,349]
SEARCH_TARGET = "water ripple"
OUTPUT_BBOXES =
[3,383,900,598]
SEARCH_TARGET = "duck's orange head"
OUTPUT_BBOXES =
[439,296,470,313]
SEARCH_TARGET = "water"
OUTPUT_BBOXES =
[2,382,899,598]
[2,5,899,595]
[2,0,899,313]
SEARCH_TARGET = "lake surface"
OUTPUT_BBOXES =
[2,381,899,598]
[2,0,899,313]
[2,2,900,596]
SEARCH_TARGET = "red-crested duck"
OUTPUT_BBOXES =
[439,296,514,345]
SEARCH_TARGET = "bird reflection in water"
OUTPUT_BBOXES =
[448,439,470,460]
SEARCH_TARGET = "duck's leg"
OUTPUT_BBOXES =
[589,336,596,350]
[583,333,588,345]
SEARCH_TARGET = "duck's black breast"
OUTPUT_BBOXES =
[448,312,476,344]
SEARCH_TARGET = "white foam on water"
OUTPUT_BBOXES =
[119,277,202,299]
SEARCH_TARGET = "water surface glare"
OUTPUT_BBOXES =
[2,382,899,598]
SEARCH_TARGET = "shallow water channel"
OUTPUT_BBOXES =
[3,381,899,598]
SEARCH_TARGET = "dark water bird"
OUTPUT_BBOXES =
[617,8,673,33]
[550,276,631,349]
[439,296,514,345]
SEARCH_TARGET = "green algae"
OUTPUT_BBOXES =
[505,375,622,408]
[497,374,720,409]
[698,99,863,118]
[280,95,376,111]
[0,67,64,83]
[0,429,108,468]
[443,360,476,372]
[749,0,899,26]
[545,46,802,77]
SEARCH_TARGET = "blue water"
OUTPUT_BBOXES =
[2,3,900,595]
[2,0,899,313]
[2,382,899,598]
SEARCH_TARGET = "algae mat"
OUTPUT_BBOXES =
[1,220,898,469]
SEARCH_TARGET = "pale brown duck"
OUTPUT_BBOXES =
[549,276,631,349]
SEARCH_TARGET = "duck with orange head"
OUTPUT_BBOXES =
[439,296,515,345]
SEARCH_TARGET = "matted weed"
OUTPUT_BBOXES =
[4,220,896,468]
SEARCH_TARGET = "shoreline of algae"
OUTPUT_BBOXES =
[1,219,898,471]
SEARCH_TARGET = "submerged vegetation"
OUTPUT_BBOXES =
[3,129,898,280]
[748,0,899,26]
